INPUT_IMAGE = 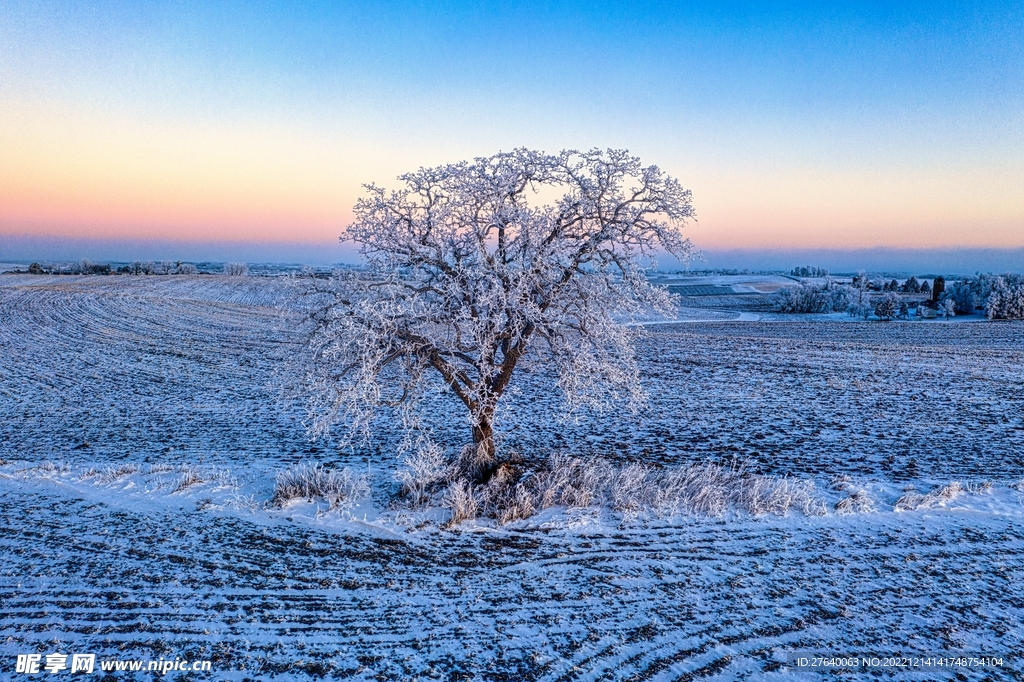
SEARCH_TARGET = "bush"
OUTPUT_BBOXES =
[395,442,450,506]
[223,262,249,276]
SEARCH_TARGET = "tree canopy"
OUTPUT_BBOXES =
[304,148,695,479]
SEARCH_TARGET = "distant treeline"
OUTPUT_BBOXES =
[15,260,251,276]
[772,272,1024,320]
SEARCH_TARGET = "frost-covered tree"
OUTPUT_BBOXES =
[771,279,853,313]
[846,270,873,318]
[874,292,901,321]
[304,148,695,479]
[224,262,249,276]
[771,283,828,312]
[901,276,921,293]
[947,280,977,314]
[828,286,853,312]
[986,275,1024,320]
[941,297,956,320]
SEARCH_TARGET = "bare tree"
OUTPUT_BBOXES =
[304,148,695,480]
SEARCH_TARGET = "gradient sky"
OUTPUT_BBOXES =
[1,1,1022,260]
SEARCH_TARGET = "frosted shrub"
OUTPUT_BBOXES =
[271,463,368,509]
[395,441,450,506]
[176,262,198,275]
[223,262,249,276]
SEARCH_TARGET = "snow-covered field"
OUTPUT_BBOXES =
[2,274,1023,680]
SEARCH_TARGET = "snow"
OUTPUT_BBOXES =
[2,273,1023,680]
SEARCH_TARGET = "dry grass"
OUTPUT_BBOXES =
[835,490,877,515]
[530,454,615,510]
[895,482,964,511]
[271,463,369,510]
[84,463,140,484]
[441,454,826,527]
[443,479,479,526]
[829,474,853,491]
[172,465,206,493]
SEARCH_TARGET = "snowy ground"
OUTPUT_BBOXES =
[2,274,1023,680]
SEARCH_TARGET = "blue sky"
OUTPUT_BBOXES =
[1,1,1021,266]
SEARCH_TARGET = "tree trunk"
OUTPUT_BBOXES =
[470,415,497,482]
